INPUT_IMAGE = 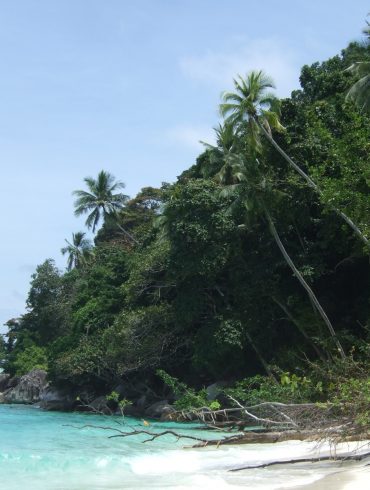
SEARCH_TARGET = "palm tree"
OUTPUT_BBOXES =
[200,122,244,181]
[61,232,93,271]
[217,152,346,359]
[220,71,369,246]
[346,61,370,112]
[345,17,370,113]
[73,170,139,244]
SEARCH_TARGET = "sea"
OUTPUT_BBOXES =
[0,404,366,489]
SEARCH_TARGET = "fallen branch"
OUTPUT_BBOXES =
[65,424,213,444]
[109,428,211,444]
[230,449,370,472]
[227,395,298,428]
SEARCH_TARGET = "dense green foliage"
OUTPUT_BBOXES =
[12,345,48,376]
[0,336,5,368]
[3,38,370,412]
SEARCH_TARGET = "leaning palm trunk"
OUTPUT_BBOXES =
[272,296,328,362]
[116,222,140,245]
[244,330,278,383]
[255,118,369,247]
[263,206,346,359]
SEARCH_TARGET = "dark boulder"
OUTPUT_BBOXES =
[4,369,47,404]
[7,376,20,389]
[112,383,128,399]
[145,400,176,420]
[122,403,144,417]
[89,396,112,415]
[39,385,75,411]
[205,382,226,401]
[0,373,10,392]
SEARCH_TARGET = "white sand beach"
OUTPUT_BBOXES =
[289,464,370,489]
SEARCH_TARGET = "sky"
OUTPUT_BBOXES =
[0,0,368,334]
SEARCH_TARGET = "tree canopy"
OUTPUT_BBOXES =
[3,36,369,407]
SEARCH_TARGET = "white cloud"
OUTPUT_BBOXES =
[165,124,216,151]
[179,38,300,98]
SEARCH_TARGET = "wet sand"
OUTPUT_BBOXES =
[287,464,370,489]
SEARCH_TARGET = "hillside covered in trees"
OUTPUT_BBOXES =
[1,37,370,420]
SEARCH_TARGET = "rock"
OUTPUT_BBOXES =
[112,383,128,399]
[122,403,143,417]
[145,400,176,420]
[89,396,111,415]
[4,369,47,404]
[7,376,20,389]
[0,373,10,392]
[0,392,5,404]
[39,385,75,411]
[206,382,226,401]
[136,394,148,410]
[75,387,98,408]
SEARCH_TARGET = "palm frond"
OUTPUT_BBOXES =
[346,72,370,113]
[262,110,285,133]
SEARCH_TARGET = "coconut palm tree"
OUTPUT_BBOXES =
[346,61,370,112]
[61,232,93,271]
[345,17,370,113]
[73,170,139,244]
[220,71,369,246]
[200,122,244,181]
[216,152,346,359]
[73,170,127,232]
[220,71,284,154]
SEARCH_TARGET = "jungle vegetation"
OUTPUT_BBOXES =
[2,34,370,415]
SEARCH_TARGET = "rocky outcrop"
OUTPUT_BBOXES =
[145,400,176,420]
[39,385,75,411]
[0,370,176,419]
[3,369,47,404]
[6,375,20,389]
[205,382,226,401]
[89,396,112,414]
[0,373,10,392]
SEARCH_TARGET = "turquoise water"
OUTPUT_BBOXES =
[0,404,358,489]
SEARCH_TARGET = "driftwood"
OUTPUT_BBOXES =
[191,428,370,447]
[230,449,370,471]
[65,423,213,444]
[172,399,337,433]
[68,395,369,449]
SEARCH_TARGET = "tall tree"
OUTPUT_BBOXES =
[345,17,370,113]
[73,170,127,232]
[73,170,139,244]
[216,149,346,359]
[61,232,93,271]
[220,71,369,246]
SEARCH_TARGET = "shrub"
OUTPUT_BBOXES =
[156,369,220,411]
[13,345,48,375]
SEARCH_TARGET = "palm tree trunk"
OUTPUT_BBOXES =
[116,223,140,245]
[244,330,278,383]
[263,206,346,359]
[272,296,328,361]
[255,118,369,247]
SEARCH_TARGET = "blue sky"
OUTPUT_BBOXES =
[0,0,368,333]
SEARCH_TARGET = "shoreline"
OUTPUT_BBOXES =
[228,440,370,490]
[287,463,370,490]
[1,405,370,489]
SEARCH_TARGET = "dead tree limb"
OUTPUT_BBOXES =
[230,449,370,472]
[64,424,215,445]
[227,395,298,428]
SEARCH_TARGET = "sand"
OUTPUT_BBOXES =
[287,463,370,489]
